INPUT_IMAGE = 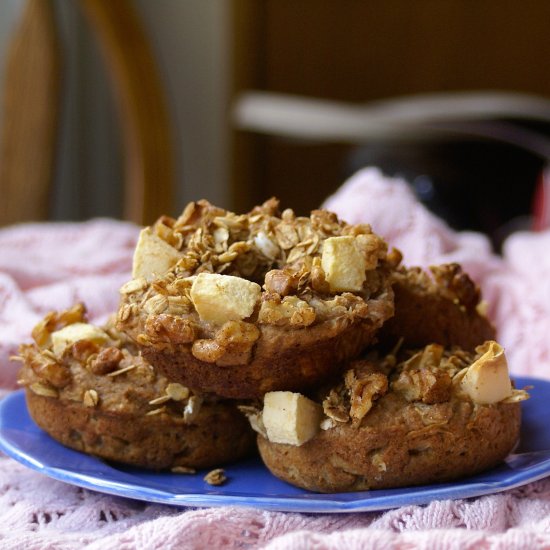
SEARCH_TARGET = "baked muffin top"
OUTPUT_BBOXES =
[116,199,399,364]
[17,304,204,421]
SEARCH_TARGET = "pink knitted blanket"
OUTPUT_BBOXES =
[1,168,550,549]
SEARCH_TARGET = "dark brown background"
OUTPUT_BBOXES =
[230,0,550,215]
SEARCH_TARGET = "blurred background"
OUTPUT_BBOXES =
[1,0,550,250]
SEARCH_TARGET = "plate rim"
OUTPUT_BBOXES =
[1,376,549,513]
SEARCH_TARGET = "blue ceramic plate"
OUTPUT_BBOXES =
[0,377,549,513]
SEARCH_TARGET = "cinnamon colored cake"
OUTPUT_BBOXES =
[17,305,255,470]
[247,341,527,492]
[379,264,496,351]
[117,199,397,398]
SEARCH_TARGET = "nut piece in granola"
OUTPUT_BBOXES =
[262,391,323,446]
[203,468,227,486]
[258,295,316,327]
[190,273,261,325]
[346,369,388,423]
[321,236,367,292]
[460,341,512,404]
[132,227,183,280]
[51,323,108,356]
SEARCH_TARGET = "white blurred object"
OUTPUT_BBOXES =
[234,90,550,143]
[234,90,550,231]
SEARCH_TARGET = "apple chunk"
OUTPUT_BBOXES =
[321,236,367,292]
[262,391,323,446]
[190,273,261,325]
[460,341,513,404]
[51,323,108,356]
[132,227,183,280]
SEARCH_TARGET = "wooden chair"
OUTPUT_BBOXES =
[0,0,175,226]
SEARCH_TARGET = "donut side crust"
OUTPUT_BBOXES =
[379,265,496,351]
[17,307,256,470]
[257,393,521,493]
[26,390,255,470]
[144,301,392,399]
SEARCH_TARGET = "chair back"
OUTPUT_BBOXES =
[0,0,175,226]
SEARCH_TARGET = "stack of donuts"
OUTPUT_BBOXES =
[17,198,528,491]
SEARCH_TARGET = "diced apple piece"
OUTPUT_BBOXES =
[254,231,280,259]
[321,236,367,292]
[51,323,109,356]
[132,227,182,280]
[460,341,513,404]
[262,391,323,446]
[190,273,261,325]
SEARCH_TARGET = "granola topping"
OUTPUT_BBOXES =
[29,382,58,398]
[18,307,210,420]
[89,347,123,375]
[394,264,483,314]
[117,199,395,350]
[316,342,528,430]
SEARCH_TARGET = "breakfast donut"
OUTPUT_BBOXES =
[249,341,527,493]
[379,264,496,351]
[17,305,255,470]
[117,199,397,398]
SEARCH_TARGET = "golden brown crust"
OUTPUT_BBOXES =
[257,396,520,492]
[379,264,496,351]
[143,309,391,398]
[118,200,396,398]
[26,390,254,470]
[18,307,255,470]
[256,344,523,493]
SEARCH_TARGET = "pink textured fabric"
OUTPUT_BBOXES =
[323,168,550,380]
[0,219,138,389]
[1,172,550,549]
